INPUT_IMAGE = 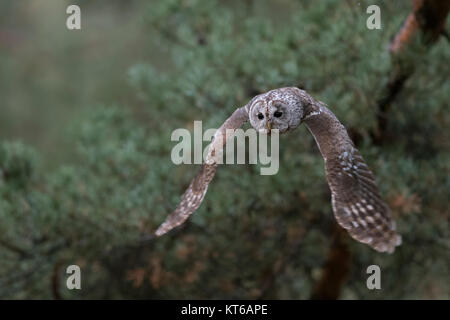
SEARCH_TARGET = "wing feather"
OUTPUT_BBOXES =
[326,146,401,253]
[304,103,401,253]
[155,107,248,236]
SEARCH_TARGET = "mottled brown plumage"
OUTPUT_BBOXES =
[154,107,248,236]
[303,100,401,252]
[155,87,401,253]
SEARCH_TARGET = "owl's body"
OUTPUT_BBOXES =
[156,87,401,253]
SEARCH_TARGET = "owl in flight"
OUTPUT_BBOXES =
[155,87,401,253]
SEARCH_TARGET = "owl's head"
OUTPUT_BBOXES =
[247,87,306,134]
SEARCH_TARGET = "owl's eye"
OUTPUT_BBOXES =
[274,111,283,118]
[257,113,264,120]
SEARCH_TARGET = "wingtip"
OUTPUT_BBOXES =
[154,224,168,237]
[374,233,402,254]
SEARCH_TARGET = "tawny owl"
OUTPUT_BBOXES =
[155,87,402,253]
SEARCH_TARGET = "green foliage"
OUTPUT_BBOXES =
[0,0,448,299]
[0,142,38,190]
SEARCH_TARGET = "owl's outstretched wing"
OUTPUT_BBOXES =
[155,107,248,237]
[304,104,401,253]
[325,146,401,253]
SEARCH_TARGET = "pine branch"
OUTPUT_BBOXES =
[372,0,450,145]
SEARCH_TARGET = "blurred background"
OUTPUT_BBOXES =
[0,0,448,299]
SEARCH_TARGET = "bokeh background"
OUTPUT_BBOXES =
[0,0,448,299]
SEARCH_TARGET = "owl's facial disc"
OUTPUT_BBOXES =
[249,100,290,134]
